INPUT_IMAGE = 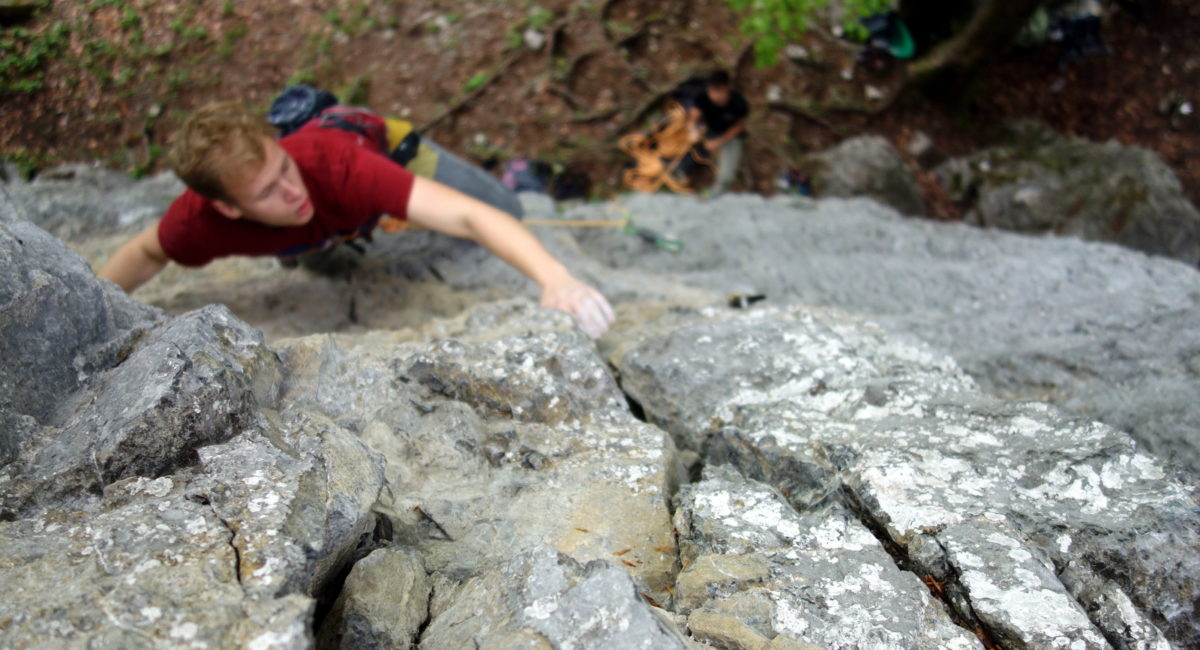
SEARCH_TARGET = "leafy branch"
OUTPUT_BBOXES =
[722,0,889,66]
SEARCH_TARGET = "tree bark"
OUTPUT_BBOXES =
[904,0,1045,88]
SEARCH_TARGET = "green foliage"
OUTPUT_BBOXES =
[723,0,889,66]
[528,6,554,31]
[168,5,208,42]
[217,22,249,58]
[504,25,524,48]
[339,2,378,35]
[603,19,636,39]
[2,148,53,180]
[0,22,70,93]
[118,8,141,30]
[506,6,556,50]
[165,68,190,93]
[130,142,164,180]
[337,74,372,106]
[287,66,317,87]
[462,71,488,93]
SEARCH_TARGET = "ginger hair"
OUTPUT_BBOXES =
[166,102,274,201]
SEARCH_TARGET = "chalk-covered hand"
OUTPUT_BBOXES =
[540,276,615,338]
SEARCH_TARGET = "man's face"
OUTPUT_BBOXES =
[706,84,731,107]
[213,137,314,227]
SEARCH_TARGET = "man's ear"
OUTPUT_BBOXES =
[212,199,243,220]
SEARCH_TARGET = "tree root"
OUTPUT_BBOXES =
[766,101,835,132]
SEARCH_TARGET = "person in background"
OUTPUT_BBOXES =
[674,70,749,195]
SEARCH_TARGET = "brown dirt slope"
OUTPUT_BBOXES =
[1,0,1197,211]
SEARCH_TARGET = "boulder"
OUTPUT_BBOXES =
[5,161,1200,649]
[420,546,691,649]
[274,301,683,605]
[0,305,283,517]
[611,303,1198,647]
[0,480,315,648]
[0,185,162,426]
[0,200,387,647]
[675,465,979,649]
[28,176,1200,472]
[803,135,925,216]
[544,192,1200,474]
[935,121,1200,267]
[317,547,431,649]
[0,405,387,649]
[4,167,182,240]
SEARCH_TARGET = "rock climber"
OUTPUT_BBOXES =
[96,101,614,338]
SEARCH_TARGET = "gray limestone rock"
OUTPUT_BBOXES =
[933,519,1108,648]
[935,123,1200,266]
[18,164,1200,477]
[0,387,386,648]
[5,167,182,240]
[1058,560,1173,650]
[0,195,386,646]
[675,465,979,649]
[0,186,162,425]
[803,135,925,216]
[420,545,690,649]
[554,191,1200,474]
[7,151,1200,650]
[318,547,432,649]
[275,301,683,604]
[195,412,386,600]
[0,474,314,649]
[687,610,824,650]
[1,305,283,517]
[612,304,1198,647]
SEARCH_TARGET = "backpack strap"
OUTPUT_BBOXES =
[316,107,389,153]
[318,107,422,167]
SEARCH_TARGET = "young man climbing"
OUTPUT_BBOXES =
[96,102,615,338]
[675,70,749,195]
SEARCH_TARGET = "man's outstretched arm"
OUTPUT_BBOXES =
[705,118,746,152]
[405,175,615,337]
[96,223,170,293]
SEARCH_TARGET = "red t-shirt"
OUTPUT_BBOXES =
[157,127,415,267]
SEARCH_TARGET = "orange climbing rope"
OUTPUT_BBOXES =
[618,101,713,193]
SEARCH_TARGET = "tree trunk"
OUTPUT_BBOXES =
[904,0,1044,88]
[898,0,978,55]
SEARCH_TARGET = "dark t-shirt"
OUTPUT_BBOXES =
[158,127,414,267]
[693,90,749,137]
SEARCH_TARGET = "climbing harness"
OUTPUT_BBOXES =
[618,102,713,194]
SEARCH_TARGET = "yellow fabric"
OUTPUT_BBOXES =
[384,118,413,151]
[385,118,439,179]
[406,143,439,179]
